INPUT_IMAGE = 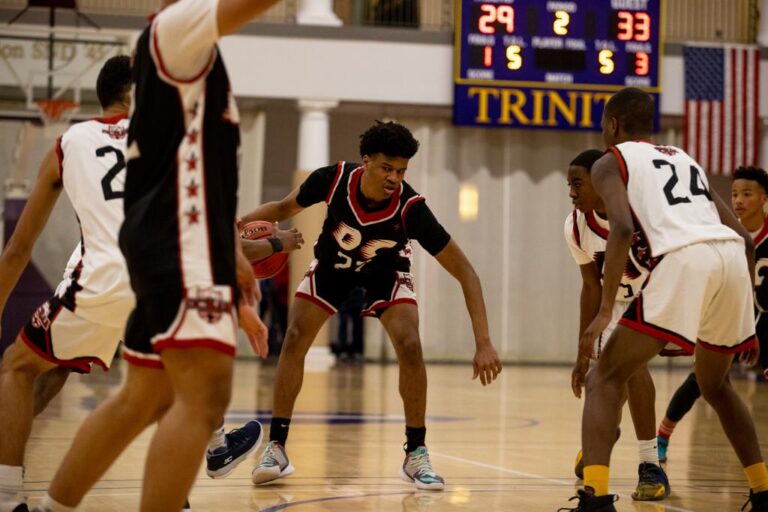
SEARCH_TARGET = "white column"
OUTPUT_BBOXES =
[290,99,338,355]
[296,0,342,26]
[297,99,338,170]
[759,0,768,46]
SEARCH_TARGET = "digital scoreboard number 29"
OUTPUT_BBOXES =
[454,0,663,130]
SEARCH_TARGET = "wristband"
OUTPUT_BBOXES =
[268,237,284,254]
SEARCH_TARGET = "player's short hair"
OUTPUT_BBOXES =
[733,166,768,194]
[96,55,131,110]
[569,149,604,172]
[604,87,654,134]
[359,121,419,159]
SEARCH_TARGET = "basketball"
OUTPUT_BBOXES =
[239,220,288,279]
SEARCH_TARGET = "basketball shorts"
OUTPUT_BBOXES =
[295,259,417,317]
[20,296,122,373]
[620,239,756,355]
[122,285,237,369]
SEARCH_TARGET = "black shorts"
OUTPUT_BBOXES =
[295,259,417,318]
[122,285,238,369]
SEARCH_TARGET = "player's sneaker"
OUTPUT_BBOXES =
[10,504,29,512]
[743,489,768,511]
[657,436,668,463]
[251,441,295,485]
[558,489,617,511]
[182,499,191,511]
[401,446,445,491]
[206,420,264,479]
[632,463,670,501]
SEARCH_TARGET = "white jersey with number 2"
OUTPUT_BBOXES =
[609,141,740,260]
[55,115,134,328]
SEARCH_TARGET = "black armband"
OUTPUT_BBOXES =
[268,237,284,254]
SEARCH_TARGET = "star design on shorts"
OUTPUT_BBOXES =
[186,179,199,198]
[186,205,200,225]
[187,129,198,144]
[186,153,198,171]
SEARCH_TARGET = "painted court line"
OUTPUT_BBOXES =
[430,451,696,512]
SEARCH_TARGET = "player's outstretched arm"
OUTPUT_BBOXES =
[572,263,602,398]
[433,239,502,385]
[216,0,282,36]
[0,148,62,321]
[241,226,304,261]
[240,187,305,226]
[581,153,633,360]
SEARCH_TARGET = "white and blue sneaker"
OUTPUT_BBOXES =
[206,420,263,479]
[251,441,295,485]
[401,446,445,491]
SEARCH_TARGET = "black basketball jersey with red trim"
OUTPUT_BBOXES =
[296,161,450,274]
[120,24,240,298]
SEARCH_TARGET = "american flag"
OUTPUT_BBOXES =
[683,45,761,175]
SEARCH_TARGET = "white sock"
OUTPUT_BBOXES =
[0,465,23,507]
[207,425,227,453]
[37,493,76,512]
[638,438,660,466]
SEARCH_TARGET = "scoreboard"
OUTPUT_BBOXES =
[453,0,663,130]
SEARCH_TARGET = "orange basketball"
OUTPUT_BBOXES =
[239,221,288,279]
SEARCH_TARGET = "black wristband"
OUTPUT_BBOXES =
[268,237,284,254]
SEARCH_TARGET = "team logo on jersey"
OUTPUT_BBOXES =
[398,272,415,292]
[31,302,52,331]
[654,146,678,157]
[102,125,127,140]
[186,287,230,323]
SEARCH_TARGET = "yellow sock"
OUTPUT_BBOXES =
[584,465,610,496]
[745,463,768,493]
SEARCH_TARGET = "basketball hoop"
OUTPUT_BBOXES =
[36,99,79,137]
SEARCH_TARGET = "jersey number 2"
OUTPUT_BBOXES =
[96,145,126,201]
[653,159,711,206]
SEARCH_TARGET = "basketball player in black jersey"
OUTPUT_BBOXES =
[234,121,502,491]
[33,1,281,511]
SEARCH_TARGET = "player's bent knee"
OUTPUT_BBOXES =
[0,338,54,379]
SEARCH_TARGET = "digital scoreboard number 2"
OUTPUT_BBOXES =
[454,0,663,130]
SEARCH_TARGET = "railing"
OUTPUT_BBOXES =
[2,0,760,43]
[665,0,759,44]
[333,0,453,32]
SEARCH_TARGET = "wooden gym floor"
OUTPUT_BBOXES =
[22,359,768,511]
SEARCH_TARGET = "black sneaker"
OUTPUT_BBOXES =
[744,489,768,511]
[632,462,671,501]
[558,488,617,512]
[206,420,264,478]
[182,498,191,511]
[12,504,29,512]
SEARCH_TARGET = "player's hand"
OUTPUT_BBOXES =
[472,341,502,386]
[236,251,261,305]
[571,356,590,399]
[739,344,760,367]
[579,311,610,361]
[275,225,304,252]
[238,302,269,358]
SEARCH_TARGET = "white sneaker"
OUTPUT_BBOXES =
[251,441,295,485]
[400,446,445,491]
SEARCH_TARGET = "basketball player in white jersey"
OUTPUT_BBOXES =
[0,57,132,512]
[564,149,671,501]
[564,87,768,512]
